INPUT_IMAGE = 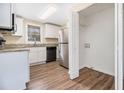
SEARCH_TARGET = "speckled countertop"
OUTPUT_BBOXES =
[5,43,58,48]
[0,43,58,53]
[0,47,30,53]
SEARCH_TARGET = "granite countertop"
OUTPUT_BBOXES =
[5,43,58,48]
[0,47,30,53]
[0,43,58,53]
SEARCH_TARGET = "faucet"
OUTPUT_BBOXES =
[33,37,36,46]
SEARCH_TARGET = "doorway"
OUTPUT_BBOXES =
[79,3,115,89]
[79,3,115,75]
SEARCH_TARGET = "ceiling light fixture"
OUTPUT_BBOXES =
[40,6,57,20]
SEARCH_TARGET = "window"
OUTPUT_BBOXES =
[28,25,40,42]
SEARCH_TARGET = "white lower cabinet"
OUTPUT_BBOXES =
[29,47,46,65]
[37,47,46,62]
[29,52,37,63]
[0,51,29,90]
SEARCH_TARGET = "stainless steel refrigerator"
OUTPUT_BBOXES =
[58,28,68,68]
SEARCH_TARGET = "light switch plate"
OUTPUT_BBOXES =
[84,43,90,48]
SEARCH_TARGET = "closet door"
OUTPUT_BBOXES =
[115,3,123,90]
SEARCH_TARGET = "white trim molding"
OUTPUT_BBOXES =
[115,3,123,90]
[69,11,79,79]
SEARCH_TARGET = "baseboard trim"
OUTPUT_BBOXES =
[30,61,46,66]
[80,66,114,76]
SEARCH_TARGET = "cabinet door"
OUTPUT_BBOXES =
[37,47,46,62]
[45,24,53,38]
[0,3,12,29]
[13,17,24,36]
[29,47,46,64]
[29,52,37,63]
[29,48,38,63]
[52,26,59,38]
[45,24,59,38]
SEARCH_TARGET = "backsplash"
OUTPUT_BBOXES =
[3,35,26,44]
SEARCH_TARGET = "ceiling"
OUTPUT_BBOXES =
[79,3,114,16]
[13,3,73,26]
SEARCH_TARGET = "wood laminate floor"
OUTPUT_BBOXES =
[27,61,114,90]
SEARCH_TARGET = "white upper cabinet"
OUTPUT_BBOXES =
[0,3,12,29]
[13,17,24,36]
[45,24,60,38]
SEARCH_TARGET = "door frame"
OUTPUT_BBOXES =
[115,3,123,90]
[68,4,93,79]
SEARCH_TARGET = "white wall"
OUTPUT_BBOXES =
[79,7,115,75]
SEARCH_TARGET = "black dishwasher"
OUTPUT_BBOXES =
[46,47,56,62]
